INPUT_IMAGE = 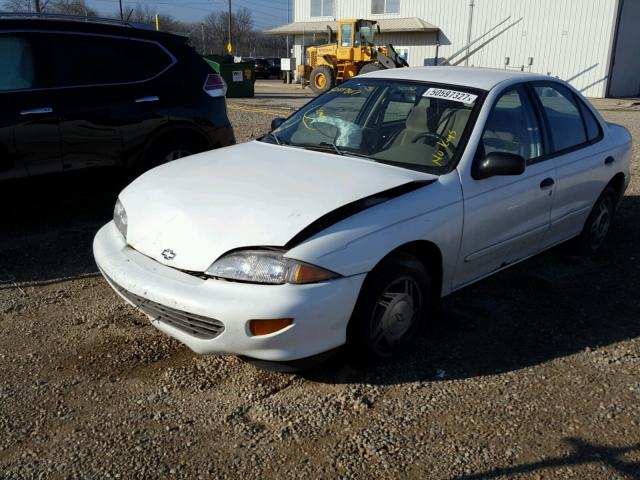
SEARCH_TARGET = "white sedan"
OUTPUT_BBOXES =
[94,67,632,370]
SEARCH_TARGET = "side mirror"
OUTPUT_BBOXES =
[271,117,285,130]
[477,152,526,178]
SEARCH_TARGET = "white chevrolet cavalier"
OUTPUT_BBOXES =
[94,67,632,369]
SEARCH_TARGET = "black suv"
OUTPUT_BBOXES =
[0,15,235,181]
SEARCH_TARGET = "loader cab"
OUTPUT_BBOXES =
[337,19,377,61]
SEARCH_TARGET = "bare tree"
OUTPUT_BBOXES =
[204,6,254,56]
[3,0,95,15]
[51,0,96,16]
[3,0,52,12]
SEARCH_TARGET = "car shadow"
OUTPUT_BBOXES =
[302,195,640,385]
[1,169,127,286]
[454,437,640,480]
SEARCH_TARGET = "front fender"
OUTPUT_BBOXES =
[286,171,464,297]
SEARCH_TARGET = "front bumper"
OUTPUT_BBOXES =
[93,222,366,362]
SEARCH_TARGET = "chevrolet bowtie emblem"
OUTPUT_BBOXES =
[161,249,176,260]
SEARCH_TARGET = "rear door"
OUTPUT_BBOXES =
[0,33,61,178]
[36,32,173,171]
[530,81,611,247]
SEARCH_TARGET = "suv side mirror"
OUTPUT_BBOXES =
[477,152,526,178]
[271,117,285,130]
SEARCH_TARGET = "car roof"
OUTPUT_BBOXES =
[363,66,551,91]
[0,16,186,44]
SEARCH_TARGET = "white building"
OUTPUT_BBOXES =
[265,0,640,98]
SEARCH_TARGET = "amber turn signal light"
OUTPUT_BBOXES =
[249,318,293,336]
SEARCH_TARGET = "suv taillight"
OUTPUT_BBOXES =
[203,74,227,98]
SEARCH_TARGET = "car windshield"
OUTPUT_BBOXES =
[264,79,482,174]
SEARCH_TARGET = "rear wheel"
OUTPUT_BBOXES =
[309,65,334,95]
[347,252,430,362]
[358,62,384,76]
[574,186,617,254]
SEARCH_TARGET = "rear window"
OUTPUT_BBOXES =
[39,33,173,88]
[533,83,587,152]
[0,36,35,91]
[577,99,602,142]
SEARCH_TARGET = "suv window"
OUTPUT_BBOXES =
[533,83,587,152]
[40,33,172,88]
[0,36,35,91]
[481,87,543,162]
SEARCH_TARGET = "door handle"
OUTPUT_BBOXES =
[135,96,159,103]
[540,177,555,189]
[604,156,614,165]
[20,107,53,115]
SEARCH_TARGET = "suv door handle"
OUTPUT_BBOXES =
[135,96,159,103]
[21,107,53,115]
[540,177,555,189]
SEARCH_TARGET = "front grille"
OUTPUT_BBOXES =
[105,274,225,340]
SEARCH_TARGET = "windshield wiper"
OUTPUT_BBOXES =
[288,142,376,161]
[261,132,284,145]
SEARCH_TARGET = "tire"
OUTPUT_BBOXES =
[146,136,202,169]
[347,252,431,363]
[358,62,384,76]
[574,186,617,255]
[309,65,334,95]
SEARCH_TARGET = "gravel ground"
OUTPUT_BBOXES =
[1,94,639,479]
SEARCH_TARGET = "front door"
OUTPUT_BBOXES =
[454,85,555,288]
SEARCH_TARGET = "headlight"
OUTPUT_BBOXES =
[113,199,128,239]
[206,250,339,285]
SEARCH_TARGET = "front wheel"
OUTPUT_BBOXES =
[309,65,334,95]
[574,186,617,254]
[347,252,430,362]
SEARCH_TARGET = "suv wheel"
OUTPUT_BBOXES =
[147,136,203,168]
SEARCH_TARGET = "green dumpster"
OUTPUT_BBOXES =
[204,55,255,98]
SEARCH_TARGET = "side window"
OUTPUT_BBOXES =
[577,98,602,142]
[481,87,543,162]
[41,34,172,88]
[340,24,353,47]
[533,83,587,152]
[0,36,35,91]
[310,0,333,17]
[372,0,400,14]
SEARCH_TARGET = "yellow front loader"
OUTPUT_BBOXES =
[301,19,409,94]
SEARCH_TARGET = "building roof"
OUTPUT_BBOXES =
[363,66,551,91]
[263,17,439,35]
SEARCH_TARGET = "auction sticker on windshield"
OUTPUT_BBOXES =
[423,88,478,105]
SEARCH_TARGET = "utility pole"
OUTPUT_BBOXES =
[201,23,206,55]
[286,0,291,84]
[34,0,41,13]
[119,0,124,19]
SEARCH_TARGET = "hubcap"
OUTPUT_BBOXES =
[163,149,192,163]
[315,73,326,89]
[589,199,612,250]
[370,277,422,356]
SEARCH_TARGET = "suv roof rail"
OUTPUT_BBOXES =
[0,12,155,30]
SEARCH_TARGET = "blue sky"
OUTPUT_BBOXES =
[85,0,291,30]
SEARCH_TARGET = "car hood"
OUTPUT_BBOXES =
[121,141,435,272]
